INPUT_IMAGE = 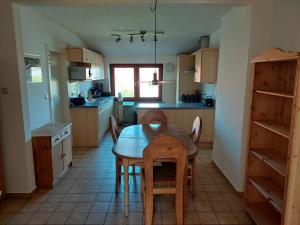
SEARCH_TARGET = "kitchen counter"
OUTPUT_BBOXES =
[69,96,114,108]
[135,102,214,110]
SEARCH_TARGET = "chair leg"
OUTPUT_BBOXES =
[191,156,197,198]
[115,158,121,193]
[145,190,153,225]
[176,185,184,225]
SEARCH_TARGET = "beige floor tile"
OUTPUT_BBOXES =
[20,202,40,213]
[28,213,51,224]
[215,212,239,224]
[104,213,124,225]
[202,184,220,193]
[161,212,176,225]
[125,212,143,225]
[46,213,70,224]
[55,203,75,213]
[37,203,58,213]
[198,211,219,224]
[72,202,93,213]
[184,211,200,224]
[62,194,81,203]
[90,202,110,213]
[206,193,225,202]
[0,213,15,225]
[233,211,254,224]
[7,213,32,225]
[211,202,231,212]
[85,213,106,225]
[78,194,96,202]
[194,202,213,212]
[66,212,88,224]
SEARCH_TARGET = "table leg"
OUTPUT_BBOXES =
[123,159,129,217]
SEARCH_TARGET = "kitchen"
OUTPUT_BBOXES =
[1,1,300,225]
[67,43,217,149]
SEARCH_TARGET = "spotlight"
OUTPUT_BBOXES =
[141,35,145,42]
[115,36,121,43]
[130,35,133,43]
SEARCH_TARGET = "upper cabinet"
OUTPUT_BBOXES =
[66,47,105,80]
[192,48,219,83]
[177,54,200,98]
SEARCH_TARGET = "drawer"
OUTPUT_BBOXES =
[60,126,71,139]
[51,133,61,147]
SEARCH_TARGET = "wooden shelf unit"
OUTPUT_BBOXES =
[244,48,300,225]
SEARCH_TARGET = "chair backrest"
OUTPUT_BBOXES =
[143,135,187,193]
[109,115,118,144]
[141,109,168,126]
[191,116,202,145]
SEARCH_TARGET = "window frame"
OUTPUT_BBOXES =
[110,64,163,102]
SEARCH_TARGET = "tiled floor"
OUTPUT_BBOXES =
[0,133,254,225]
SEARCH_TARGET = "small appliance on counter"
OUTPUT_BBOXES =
[205,97,214,107]
[70,97,86,106]
[181,89,201,103]
[90,83,103,98]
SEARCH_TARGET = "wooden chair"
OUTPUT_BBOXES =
[188,116,202,197]
[109,115,136,193]
[141,109,168,126]
[142,135,187,225]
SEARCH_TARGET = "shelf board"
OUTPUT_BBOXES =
[251,149,287,177]
[255,90,294,98]
[253,120,290,139]
[249,177,283,214]
[246,203,281,225]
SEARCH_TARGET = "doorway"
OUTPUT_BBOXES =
[48,51,66,123]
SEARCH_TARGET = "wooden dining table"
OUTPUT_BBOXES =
[112,124,197,216]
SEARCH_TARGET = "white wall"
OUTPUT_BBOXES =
[213,6,252,191]
[213,0,300,191]
[105,56,178,103]
[19,7,85,131]
[0,3,85,194]
[0,1,36,193]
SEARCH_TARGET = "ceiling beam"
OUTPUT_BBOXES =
[13,0,251,6]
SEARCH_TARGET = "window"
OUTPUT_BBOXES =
[110,64,163,101]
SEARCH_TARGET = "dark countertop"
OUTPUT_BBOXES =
[135,102,214,110]
[69,96,114,108]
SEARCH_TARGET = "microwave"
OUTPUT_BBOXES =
[69,67,92,80]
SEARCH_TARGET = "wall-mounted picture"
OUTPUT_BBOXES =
[24,54,43,83]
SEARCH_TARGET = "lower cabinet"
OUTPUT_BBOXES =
[32,123,72,189]
[137,109,215,145]
[70,99,113,147]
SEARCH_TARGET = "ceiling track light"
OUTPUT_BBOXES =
[111,30,164,44]
[115,36,121,43]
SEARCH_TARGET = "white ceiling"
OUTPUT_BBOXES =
[29,4,233,56]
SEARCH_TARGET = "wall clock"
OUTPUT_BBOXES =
[165,63,175,72]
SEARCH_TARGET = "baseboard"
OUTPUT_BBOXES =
[198,142,213,149]
[212,160,244,197]
[6,188,37,199]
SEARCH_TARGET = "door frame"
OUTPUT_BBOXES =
[46,45,69,123]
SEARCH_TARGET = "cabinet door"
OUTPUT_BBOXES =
[194,53,201,82]
[62,135,72,168]
[82,49,92,64]
[51,143,64,183]
[201,50,218,83]
[98,54,105,80]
